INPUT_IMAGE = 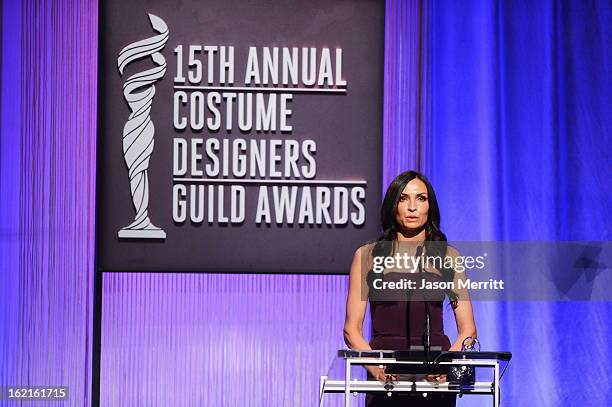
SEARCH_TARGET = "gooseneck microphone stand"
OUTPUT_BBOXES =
[416,245,432,364]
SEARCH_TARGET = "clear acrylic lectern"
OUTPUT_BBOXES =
[319,350,511,407]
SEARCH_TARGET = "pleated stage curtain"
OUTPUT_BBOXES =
[430,1,611,405]
[0,0,98,405]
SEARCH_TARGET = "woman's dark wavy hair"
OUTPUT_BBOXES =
[373,170,458,304]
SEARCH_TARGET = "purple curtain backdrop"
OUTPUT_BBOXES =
[2,0,609,406]
[1,0,98,406]
[101,273,351,406]
[383,0,432,184]
[430,1,611,406]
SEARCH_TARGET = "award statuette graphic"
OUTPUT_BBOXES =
[116,14,168,239]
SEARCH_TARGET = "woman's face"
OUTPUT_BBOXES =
[395,178,429,232]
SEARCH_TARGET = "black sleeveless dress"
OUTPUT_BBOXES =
[365,271,456,407]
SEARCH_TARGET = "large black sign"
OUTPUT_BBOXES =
[96,0,384,273]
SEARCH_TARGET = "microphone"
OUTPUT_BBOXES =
[415,244,424,276]
[423,303,431,363]
[416,245,431,363]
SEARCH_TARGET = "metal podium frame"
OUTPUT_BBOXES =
[319,350,511,407]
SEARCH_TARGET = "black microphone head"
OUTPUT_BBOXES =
[415,245,424,273]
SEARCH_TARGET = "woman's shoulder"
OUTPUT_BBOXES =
[354,239,391,265]
[445,244,461,258]
[354,241,377,258]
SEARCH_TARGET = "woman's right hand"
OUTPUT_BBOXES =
[366,365,398,385]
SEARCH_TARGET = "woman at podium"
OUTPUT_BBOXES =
[343,170,477,406]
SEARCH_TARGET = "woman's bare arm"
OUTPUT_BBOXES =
[448,247,477,351]
[343,248,371,350]
[449,296,477,351]
[343,247,395,383]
